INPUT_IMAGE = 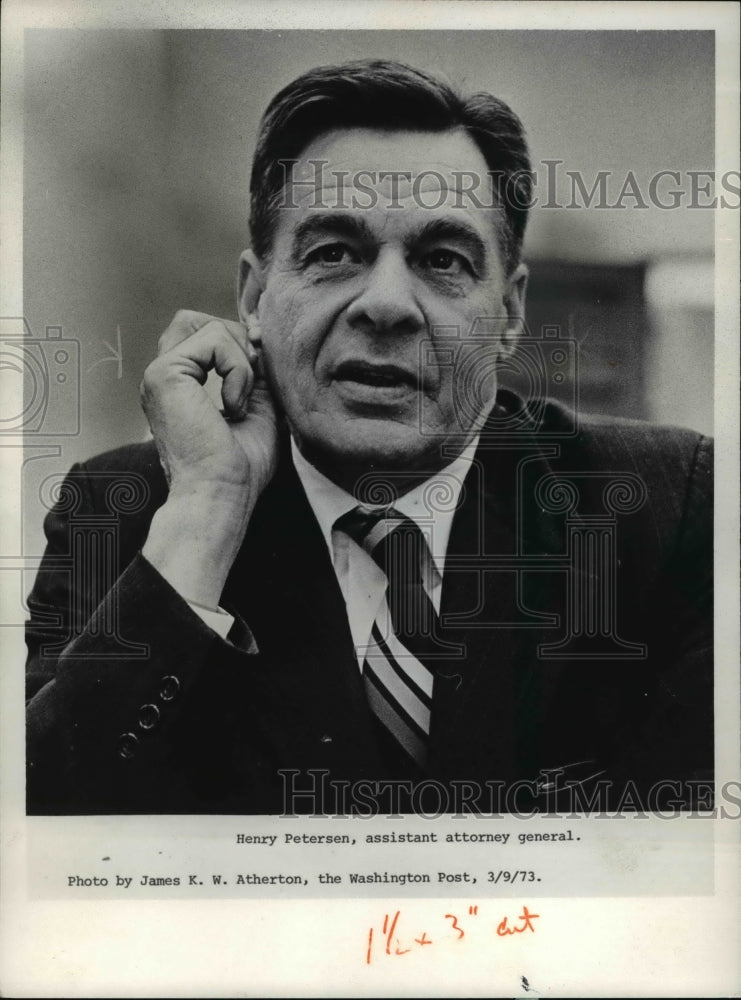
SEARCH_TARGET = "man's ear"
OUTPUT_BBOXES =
[499,262,528,356]
[236,249,267,323]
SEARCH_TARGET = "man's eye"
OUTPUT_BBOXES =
[306,243,357,266]
[424,249,467,273]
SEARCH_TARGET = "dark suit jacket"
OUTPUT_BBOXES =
[26,391,713,815]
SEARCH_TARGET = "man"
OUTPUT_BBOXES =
[25,60,713,815]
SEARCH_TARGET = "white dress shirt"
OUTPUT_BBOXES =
[291,438,478,668]
[184,437,479,660]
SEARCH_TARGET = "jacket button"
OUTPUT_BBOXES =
[159,675,180,702]
[117,732,139,760]
[138,704,160,730]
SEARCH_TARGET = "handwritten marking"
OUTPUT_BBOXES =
[496,906,540,937]
[366,905,540,964]
[445,913,465,940]
[88,325,123,379]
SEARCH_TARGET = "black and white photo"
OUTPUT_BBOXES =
[1,5,738,997]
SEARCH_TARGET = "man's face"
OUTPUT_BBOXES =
[246,127,525,485]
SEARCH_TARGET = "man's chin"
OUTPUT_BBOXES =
[295,419,461,494]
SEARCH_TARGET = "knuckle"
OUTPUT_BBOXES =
[140,358,163,393]
[172,308,206,335]
[232,359,252,383]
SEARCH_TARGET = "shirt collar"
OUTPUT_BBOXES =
[291,436,480,577]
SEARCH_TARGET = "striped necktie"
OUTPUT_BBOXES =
[336,507,441,768]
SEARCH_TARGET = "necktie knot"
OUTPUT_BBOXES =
[335,506,436,590]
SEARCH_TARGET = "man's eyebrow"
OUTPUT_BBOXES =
[291,214,375,256]
[409,218,490,274]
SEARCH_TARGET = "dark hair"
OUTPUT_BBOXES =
[249,59,532,275]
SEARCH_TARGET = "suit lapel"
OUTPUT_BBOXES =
[221,448,383,777]
[428,410,573,784]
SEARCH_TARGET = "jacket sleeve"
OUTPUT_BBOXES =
[25,460,273,814]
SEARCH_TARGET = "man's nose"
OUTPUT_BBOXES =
[346,249,425,335]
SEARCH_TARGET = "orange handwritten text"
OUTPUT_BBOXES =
[496,906,540,937]
[365,905,540,964]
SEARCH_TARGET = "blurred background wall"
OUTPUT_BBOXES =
[20,29,714,552]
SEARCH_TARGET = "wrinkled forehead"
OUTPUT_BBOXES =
[273,127,505,251]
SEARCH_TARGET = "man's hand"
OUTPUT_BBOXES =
[140,310,280,608]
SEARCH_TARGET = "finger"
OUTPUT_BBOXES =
[243,315,264,378]
[163,320,255,417]
[157,309,218,355]
[159,312,258,366]
[244,312,263,349]
[198,321,255,416]
[222,318,259,366]
[230,376,279,447]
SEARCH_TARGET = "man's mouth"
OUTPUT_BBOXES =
[333,360,420,390]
